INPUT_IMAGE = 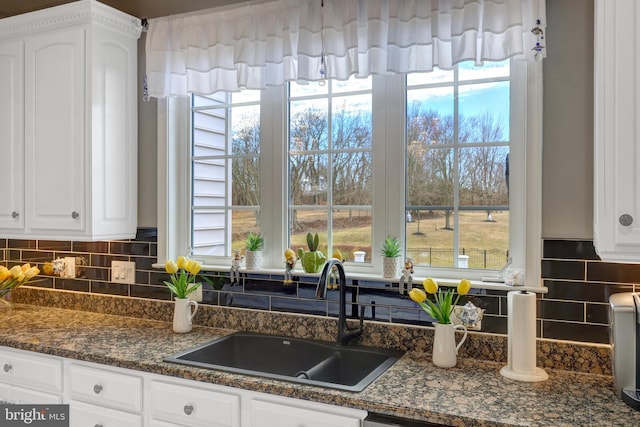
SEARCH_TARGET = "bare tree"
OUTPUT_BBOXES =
[407,105,506,230]
[231,115,261,225]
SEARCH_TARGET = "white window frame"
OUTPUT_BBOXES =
[157,60,543,290]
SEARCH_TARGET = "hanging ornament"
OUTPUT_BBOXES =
[531,19,545,61]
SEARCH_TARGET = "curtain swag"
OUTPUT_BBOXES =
[145,0,546,98]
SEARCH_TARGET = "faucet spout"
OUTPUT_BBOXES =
[316,259,364,345]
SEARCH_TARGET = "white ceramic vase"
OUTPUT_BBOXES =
[382,256,401,279]
[173,297,198,333]
[244,250,263,270]
[432,323,468,368]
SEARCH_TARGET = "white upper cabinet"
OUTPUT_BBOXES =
[0,0,141,241]
[0,40,24,231]
[594,0,640,261]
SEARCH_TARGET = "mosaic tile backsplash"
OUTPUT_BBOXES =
[1,231,636,344]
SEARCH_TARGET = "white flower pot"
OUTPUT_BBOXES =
[432,323,468,368]
[244,250,263,270]
[173,297,198,333]
[382,256,401,279]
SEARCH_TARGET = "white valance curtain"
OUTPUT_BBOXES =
[145,0,546,98]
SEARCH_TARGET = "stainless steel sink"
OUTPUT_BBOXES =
[164,331,404,392]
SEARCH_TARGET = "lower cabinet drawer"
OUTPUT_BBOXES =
[249,399,363,427]
[69,400,142,427]
[11,386,62,404]
[0,383,10,403]
[149,379,241,427]
[67,362,143,413]
[148,419,188,427]
[0,348,62,393]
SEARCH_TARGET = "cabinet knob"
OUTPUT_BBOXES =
[11,211,18,219]
[183,404,194,415]
[3,364,11,373]
[71,211,80,219]
[619,214,634,227]
[93,384,103,394]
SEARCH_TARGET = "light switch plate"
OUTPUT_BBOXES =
[111,260,136,284]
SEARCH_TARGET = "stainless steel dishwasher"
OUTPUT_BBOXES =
[364,413,449,426]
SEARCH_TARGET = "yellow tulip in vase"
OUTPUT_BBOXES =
[409,278,471,368]
[0,264,40,307]
[164,256,202,333]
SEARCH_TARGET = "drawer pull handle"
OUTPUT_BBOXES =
[11,211,18,219]
[95,424,103,427]
[620,214,634,226]
[93,384,103,394]
[3,364,11,373]
[183,404,194,415]
[71,211,80,219]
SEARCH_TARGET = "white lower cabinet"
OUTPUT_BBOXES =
[246,397,366,427]
[0,347,367,427]
[0,347,63,404]
[65,360,144,427]
[11,386,63,404]
[69,400,142,427]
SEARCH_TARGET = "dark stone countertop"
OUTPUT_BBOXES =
[0,304,638,427]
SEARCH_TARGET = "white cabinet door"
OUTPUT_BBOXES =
[0,40,24,230]
[69,400,142,427]
[0,0,140,241]
[247,398,363,427]
[24,27,85,232]
[594,0,640,261]
[11,386,63,404]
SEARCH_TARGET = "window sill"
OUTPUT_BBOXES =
[152,263,547,294]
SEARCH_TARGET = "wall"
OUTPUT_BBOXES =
[542,0,594,239]
[3,0,638,347]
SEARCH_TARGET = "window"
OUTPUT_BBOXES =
[288,79,373,261]
[190,91,261,258]
[159,59,541,284]
[406,61,511,270]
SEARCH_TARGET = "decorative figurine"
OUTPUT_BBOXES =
[454,301,484,330]
[284,248,297,284]
[328,249,344,290]
[328,264,340,290]
[230,250,244,285]
[399,258,414,295]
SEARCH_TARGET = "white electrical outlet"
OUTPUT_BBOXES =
[189,286,203,302]
[111,261,136,284]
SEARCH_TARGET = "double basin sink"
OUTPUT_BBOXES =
[164,331,404,392]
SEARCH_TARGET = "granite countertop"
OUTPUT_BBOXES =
[0,304,638,427]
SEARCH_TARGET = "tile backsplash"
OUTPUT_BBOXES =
[1,231,635,345]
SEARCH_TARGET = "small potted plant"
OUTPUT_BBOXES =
[297,232,327,273]
[244,232,264,270]
[381,235,402,279]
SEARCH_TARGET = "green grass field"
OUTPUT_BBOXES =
[232,210,508,269]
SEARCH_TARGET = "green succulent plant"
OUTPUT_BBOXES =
[244,232,264,251]
[380,235,402,258]
[297,232,327,273]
